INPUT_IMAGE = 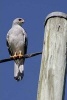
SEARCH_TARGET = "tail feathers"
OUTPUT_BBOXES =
[14,63,24,81]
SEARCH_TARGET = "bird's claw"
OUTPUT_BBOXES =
[10,51,24,59]
[10,52,18,59]
[18,51,23,58]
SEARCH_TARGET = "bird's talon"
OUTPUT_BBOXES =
[10,52,18,59]
[19,54,24,58]
[19,51,23,58]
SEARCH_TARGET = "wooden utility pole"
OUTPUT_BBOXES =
[37,12,67,100]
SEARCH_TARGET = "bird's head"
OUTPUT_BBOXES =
[12,18,24,26]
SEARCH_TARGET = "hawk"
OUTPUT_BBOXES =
[6,18,28,81]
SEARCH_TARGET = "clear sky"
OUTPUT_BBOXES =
[0,0,67,100]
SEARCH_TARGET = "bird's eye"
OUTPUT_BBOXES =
[19,19,22,21]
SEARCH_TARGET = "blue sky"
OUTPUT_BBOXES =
[0,0,67,100]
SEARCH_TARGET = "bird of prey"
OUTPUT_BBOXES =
[6,18,28,81]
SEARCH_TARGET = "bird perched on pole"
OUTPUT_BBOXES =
[6,18,28,81]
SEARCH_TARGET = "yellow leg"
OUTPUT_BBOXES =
[10,51,23,59]
[19,51,23,58]
[10,52,17,58]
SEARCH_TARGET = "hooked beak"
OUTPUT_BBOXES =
[22,19,24,23]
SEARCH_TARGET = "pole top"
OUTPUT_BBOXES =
[45,12,67,26]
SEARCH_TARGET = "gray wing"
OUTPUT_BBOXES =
[6,34,13,56]
[24,33,28,54]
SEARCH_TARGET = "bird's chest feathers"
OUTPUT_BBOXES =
[9,27,25,49]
